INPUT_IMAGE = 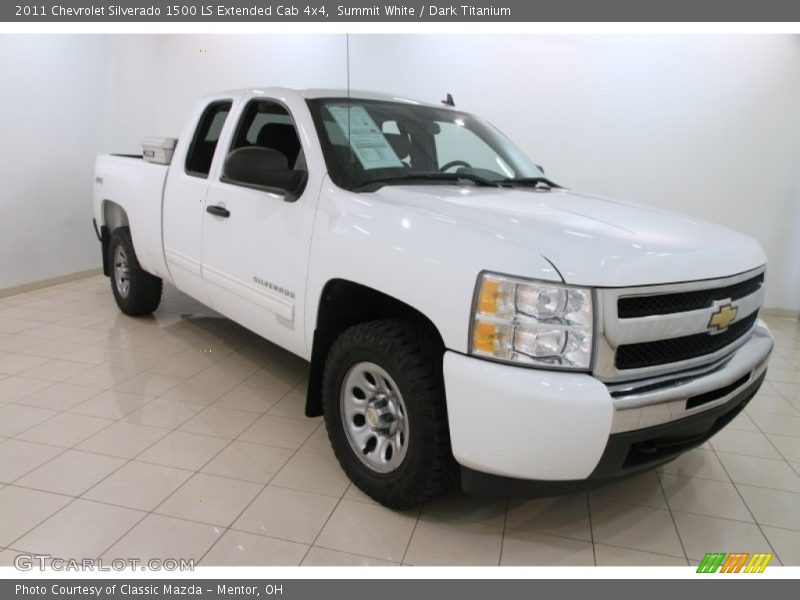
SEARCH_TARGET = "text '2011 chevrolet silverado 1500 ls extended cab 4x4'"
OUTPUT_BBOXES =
[93,87,773,507]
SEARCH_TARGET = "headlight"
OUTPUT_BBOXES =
[470,272,594,370]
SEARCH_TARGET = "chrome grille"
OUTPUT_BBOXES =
[617,273,764,318]
[615,312,758,370]
[595,267,766,382]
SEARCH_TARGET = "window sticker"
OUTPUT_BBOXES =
[327,105,404,170]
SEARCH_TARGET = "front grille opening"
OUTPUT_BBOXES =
[623,426,711,470]
[685,373,750,410]
[618,273,764,319]
[615,311,758,370]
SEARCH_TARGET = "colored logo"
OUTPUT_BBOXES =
[696,552,773,573]
[708,303,738,332]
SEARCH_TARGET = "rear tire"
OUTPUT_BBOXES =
[108,227,162,316]
[322,318,457,508]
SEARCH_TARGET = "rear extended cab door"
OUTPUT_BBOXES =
[163,96,234,305]
[200,91,326,360]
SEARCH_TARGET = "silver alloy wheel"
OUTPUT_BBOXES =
[113,244,131,298]
[340,361,409,473]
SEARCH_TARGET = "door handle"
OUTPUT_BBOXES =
[206,205,230,218]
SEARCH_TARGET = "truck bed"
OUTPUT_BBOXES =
[93,154,171,279]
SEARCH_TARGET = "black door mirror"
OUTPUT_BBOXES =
[222,147,307,202]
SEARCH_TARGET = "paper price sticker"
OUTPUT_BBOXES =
[328,104,404,170]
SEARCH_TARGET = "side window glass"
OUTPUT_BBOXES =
[230,100,302,169]
[185,101,232,178]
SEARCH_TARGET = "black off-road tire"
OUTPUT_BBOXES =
[108,227,162,316]
[322,318,458,508]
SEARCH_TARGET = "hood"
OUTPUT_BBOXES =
[371,185,766,287]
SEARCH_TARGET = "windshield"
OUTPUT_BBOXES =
[307,98,545,191]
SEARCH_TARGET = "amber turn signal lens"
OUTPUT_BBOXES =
[477,278,500,314]
[472,320,497,353]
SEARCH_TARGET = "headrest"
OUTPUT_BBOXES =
[384,133,411,159]
[257,123,298,148]
[256,123,301,167]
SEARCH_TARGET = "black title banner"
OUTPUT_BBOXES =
[4,0,800,22]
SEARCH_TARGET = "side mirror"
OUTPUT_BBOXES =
[222,147,307,202]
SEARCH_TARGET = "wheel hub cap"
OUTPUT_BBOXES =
[113,245,131,298]
[340,362,408,473]
[365,393,400,435]
[365,405,381,430]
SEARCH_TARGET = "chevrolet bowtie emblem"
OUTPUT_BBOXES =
[708,303,738,332]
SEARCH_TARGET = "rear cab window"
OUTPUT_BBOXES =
[185,100,232,178]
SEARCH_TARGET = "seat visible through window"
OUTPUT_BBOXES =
[229,100,304,170]
[256,123,302,168]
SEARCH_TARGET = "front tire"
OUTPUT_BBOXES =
[108,227,162,316]
[322,319,457,508]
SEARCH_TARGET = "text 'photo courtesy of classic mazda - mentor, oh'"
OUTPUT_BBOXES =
[92,88,773,508]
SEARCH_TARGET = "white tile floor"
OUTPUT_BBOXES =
[1,275,799,566]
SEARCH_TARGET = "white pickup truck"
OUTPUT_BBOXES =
[93,87,773,507]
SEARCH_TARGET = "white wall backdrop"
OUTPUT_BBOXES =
[2,34,799,312]
[0,36,113,291]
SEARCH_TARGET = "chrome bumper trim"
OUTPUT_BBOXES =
[609,321,773,433]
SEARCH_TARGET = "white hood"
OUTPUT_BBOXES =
[372,185,766,287]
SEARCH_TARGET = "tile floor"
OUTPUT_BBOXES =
[0,275,799,566]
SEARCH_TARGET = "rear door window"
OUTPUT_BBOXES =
[185,100,232,178]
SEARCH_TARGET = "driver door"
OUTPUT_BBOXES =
[200,98,315,357]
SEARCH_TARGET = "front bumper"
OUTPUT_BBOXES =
[443,321,773,495]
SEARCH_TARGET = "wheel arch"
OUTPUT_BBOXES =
[99,200,130,277]
[102,199,130,234]
[305,279,445,417]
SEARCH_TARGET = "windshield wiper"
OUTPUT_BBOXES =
[354,172,501,192]
[501,176,562,189]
